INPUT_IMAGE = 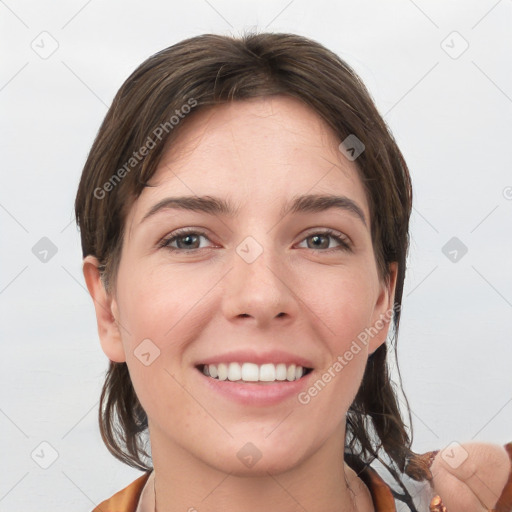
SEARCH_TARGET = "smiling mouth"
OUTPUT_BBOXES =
[196,362,313,383]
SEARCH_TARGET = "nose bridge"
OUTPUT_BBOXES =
[222,234,296,323]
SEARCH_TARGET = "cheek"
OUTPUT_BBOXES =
[116,261,211,343]
[309,268,377,341]
[306,270,377,399]
[114,264,214,410]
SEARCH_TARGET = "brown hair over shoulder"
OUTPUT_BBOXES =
[75,31,430,487]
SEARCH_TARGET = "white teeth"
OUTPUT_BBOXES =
[241,362,259,381]
[275,363,287,381]
[228,362,242,381]
[201,362,309,382]
[217,363,228,381]
[259,363,275,382]
[209,364,218,378]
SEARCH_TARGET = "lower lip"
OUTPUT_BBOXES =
[195,368,314,406]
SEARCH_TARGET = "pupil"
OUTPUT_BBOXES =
[311,235,327,249]
[179,234,197,248]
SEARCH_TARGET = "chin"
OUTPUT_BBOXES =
[209,452,304,478]
[196,436,311,477]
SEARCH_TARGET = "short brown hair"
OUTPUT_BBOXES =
[75,31,431,487]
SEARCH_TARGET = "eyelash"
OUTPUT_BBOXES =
[158,228,352,254]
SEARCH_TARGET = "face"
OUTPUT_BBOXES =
[86,96,396,476]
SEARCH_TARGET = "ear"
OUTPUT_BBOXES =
[368,262,398,355]
[82,255,126,363]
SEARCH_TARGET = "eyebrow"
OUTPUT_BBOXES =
[140,194,367,226]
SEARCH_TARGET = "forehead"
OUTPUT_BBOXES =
[129,96,369,223]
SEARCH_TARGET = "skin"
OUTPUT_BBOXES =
[430,442,510,511]
[83,96,399,512]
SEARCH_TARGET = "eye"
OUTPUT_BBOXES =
[158,228,213,252]
[297,229,351,252]
[158,228,351,254]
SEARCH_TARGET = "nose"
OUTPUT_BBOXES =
[221,239,299,328]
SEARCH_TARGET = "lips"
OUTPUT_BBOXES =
[193,349,315,405]
[196,365,314,406]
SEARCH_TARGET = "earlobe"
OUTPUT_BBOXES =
[368,262,398,355]
[82,255,126,363]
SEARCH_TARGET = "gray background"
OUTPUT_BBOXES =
[1,0,511,510]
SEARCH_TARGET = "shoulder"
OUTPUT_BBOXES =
[91,472,152,512]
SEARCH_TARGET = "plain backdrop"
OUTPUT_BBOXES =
[1,0,511,510]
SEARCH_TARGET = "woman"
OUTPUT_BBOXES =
[75,32,511,512]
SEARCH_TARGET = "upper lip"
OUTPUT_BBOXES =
[195,349,315,369]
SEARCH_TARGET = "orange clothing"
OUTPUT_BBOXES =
[92,443,512,512]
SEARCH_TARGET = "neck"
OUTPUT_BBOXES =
[149,423,373,512]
